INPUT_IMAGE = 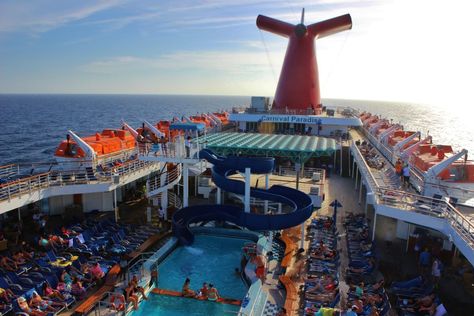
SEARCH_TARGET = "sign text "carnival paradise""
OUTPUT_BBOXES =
[260,115,322,124]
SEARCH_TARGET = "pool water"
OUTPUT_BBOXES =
[131,294,240,316]
[158,235,249,299]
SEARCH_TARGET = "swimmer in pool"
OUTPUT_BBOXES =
[199,282,209,299]
[207,284,219,301]
[182,278,196,297]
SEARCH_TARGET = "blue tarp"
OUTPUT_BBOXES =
[169,122,205,131]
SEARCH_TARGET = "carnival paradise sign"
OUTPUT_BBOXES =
[260,115,322,124]
[228,113,362,126]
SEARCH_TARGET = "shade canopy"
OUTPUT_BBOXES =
[194,132,336,163]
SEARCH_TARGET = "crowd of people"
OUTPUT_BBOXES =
[181,278,220,301]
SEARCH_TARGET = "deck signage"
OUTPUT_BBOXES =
[260,115,323,124]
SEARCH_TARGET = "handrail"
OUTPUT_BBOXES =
[147,164,182,194]
[276,166,326,179]
[0,158,159,204]
[350,142,378,192]
[139,140,203,160]
[376,186,474,248]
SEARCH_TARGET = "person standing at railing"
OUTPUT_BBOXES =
[160,136,168,156]
[185,136,191,158]
[395,159,403,184]
[402,163,411,188]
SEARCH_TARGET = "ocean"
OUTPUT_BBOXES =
[0,94,472,168]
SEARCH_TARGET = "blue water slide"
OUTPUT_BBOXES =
[172,149,314,245]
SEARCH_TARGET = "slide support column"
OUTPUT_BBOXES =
[245,168,251,213]
[264,174,269,213]
[183,164,189,207]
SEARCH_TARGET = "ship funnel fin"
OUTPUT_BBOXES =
[256,14,294,37]
[308,14,352,39]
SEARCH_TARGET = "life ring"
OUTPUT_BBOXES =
[110,294,125,311]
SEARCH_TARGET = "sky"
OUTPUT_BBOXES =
[0,0,473,108]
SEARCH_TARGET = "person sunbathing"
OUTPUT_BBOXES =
[348,258,375,274]
[362,293,384,306]
[124,283,139,310]
[130,275,148,300]
[0,256,18,271]
[42,282,65,301]
[12,251,28,265]
[30,291,65,311]
[18,296,47,316]
[90,262,105,281]
[0,287,15,303]
[305,290,337,303]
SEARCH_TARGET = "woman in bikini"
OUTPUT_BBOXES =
[182,278,196,297]
[18,296,47,316]
[207,284,219,301]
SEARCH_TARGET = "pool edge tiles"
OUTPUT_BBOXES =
[130,293,240,316]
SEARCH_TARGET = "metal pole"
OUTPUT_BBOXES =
[183,164,189,207]
[352,159,355,178]
[264,174,269,213]
[355,166,359,190]
[340,145,343,176]
[372,212,377,241]
[359,181,363,204]
[114,188,119,222]
[244,168,251,213]
[217,187,222,204]
[296,170,300,190]
[300,221,305,250]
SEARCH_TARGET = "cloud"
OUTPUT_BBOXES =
[80,50,284,76]
[82,11,161,30]
[0,0,126,34]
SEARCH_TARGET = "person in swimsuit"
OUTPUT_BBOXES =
[0,287,15,303]
[124,283,139,310]
[18,296,47,316]
[30,291,65,311]
[131,275,148,300]
[0,256,18,271]
[182,278,196,297]
[253,254,266,282]
[90,262,105,281]
[199,283,209,299]
[207,284,219,301]
[42,282,65,301]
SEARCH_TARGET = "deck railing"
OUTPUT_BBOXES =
[147,164,182,195]
[138,141,203,160]
[0,158,159,203]
[0,163,19,178]
[374,187,474,248]
[276,166,326,180]
[350,142,378,192]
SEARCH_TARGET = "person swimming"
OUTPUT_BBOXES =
[182,278,196,297]
[207,284,219,301]
[199,282,209,298]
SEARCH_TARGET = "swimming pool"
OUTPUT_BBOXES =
[158,234,249,299]
[131,294,240,316]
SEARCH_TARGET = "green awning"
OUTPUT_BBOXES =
[194,132,336,163]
